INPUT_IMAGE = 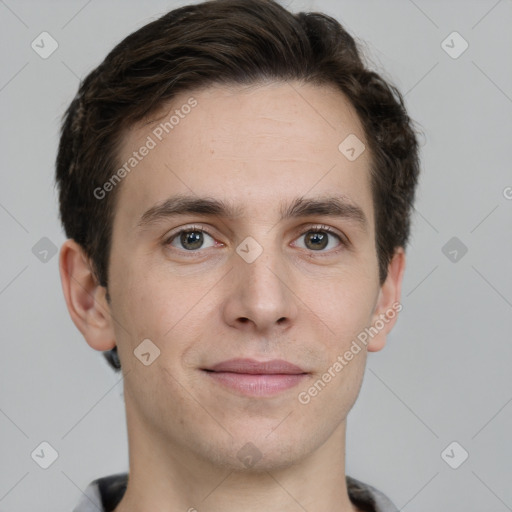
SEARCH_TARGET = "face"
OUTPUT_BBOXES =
[106,81,388,471]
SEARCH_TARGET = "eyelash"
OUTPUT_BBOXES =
[163,223,348,256]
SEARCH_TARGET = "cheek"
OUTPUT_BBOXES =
[305,273,376,410]
[110,259,211,367]
[306,271,378,344]
[108,256,164,352]
[123,360,198,443]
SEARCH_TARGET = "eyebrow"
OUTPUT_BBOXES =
[137,194,368,232]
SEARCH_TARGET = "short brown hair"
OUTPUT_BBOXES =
[56,0,420,301]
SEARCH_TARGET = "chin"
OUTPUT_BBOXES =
[197,428,317,474]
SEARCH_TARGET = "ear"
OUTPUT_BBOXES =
[367,247,406,352]
[58,239,116,351]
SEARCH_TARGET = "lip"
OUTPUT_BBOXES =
[202,358,308,397]
[207,358,306,374]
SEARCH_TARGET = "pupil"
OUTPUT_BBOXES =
[307,232,327,250]
[182,231,203,250]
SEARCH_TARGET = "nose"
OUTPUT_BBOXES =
[221,239,299,334]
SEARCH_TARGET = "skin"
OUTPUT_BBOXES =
[59,80,405,512]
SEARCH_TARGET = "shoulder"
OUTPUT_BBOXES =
[73,473,128,512]
[346,475,399,512]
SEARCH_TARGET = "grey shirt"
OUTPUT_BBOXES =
[73,473,398,511]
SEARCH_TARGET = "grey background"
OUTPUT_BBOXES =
[1,0,511,510]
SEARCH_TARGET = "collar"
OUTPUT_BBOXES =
[73,473,398,512]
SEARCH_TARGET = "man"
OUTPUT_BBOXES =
[55,0,421,510]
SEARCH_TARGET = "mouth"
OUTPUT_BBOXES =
[201,358,309,397]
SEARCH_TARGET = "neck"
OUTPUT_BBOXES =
[114,394,360,512]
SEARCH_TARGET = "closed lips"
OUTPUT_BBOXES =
[203,358,307,374]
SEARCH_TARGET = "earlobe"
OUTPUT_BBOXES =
[58,239,116,352]
[367,247,406,353]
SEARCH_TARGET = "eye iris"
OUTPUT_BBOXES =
[181,231,203,250]
[305,231,328,250]
[175,230,333,251]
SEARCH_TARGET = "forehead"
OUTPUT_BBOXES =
[112,80,374,232]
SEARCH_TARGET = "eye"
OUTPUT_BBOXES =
[293,225,346,252]
[163,224,348,255]
[165,226,217,252]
